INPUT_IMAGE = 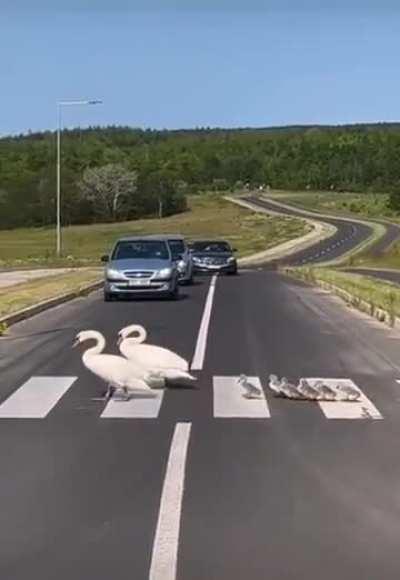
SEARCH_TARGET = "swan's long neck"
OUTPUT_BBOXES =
[123,325,147,344]
[83,332,106,358]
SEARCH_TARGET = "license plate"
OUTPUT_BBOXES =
[128,279,150,287]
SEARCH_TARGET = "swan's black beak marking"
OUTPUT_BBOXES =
[72,338,80,348]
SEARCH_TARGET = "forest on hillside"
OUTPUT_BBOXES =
[1,124,400,229]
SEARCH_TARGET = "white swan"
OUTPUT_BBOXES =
[237,374,263,399]
[73,330,159,400]
[117,324,196,385]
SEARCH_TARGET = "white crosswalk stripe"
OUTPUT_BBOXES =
[101,390,164,418]
[0,375,386,421]
[213,376,270,418]
[0,376,77,418]
[306,378,383,420]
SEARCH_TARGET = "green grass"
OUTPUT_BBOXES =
[267,189,396,220]
[287,266,400,323]
[0,269,101,319]
[0,194,310,268]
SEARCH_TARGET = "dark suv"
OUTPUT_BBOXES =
[189,240,238,275]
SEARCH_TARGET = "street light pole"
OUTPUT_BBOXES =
[56,99,102,257]
[56,103,62,256]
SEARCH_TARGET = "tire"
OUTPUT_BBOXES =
[227,267,238,276]
[185,274,194,286]
[168,284,180,300]
[104,291,115,302]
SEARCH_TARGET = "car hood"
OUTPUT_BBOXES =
[108,258,172,271]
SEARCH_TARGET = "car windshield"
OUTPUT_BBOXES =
[168,240,185,258]
[112,240,169,260]
[191,241,231,253]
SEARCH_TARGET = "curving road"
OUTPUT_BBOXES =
[244,196,400,276]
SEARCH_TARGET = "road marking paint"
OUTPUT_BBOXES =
[101,390,164,418]
[191,275,217,370]
[0,376,77,418]
[213,376,270,418]
[306,378,383,420]
[149,422,191,580]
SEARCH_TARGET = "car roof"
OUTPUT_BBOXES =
[143,234,185,241]
[114,236,170,243]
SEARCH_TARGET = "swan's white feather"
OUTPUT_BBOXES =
[83,353,152,390]
[120,341,189,371]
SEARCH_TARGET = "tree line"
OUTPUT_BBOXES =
[1,123,400,229]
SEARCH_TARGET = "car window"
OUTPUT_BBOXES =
[112,241,169,260]
[168,240,185,258]
[192,241,231,253]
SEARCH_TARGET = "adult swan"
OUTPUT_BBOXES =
[117,324,196,385]
[73,330,162,400]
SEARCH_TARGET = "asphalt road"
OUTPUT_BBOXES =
[2,268,400,579]
[245,195,400,268]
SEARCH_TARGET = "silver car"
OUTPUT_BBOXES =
[102,237,180,301]
[146,234,194,285]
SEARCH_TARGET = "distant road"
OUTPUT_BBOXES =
[245,196,400,277]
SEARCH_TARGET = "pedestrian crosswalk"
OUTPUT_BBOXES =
[213,376,270,418]
[0,375,387,421]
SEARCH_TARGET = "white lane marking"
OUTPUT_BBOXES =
[0,376,77,418]
[101,390,164,418]
[213,376,270,418]
[149,422,191,580]
[191,275,217,370]
[306,378,383,420]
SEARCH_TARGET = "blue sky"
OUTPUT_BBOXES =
[1,1,400,135]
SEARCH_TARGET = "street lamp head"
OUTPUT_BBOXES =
[58,99,103,107]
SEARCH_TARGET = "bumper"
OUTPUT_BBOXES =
[104,278,175,295]
[193,262,237,273]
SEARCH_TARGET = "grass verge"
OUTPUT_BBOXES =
[285,266,400,326]
[0,269,101,320]
[0,195,310,268]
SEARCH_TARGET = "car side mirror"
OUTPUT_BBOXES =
[233,248,238,252]
[101,255,109,263]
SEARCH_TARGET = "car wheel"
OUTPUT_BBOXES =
[168,284,180,300]
[185,274,194,285]
[227,267,238,275]
[104,291,115,302]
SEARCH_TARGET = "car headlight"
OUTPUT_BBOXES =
[106,268,124,280]
[192,256,201,263]
[177,260,186,272]
[227,256,236,262]
[156,267,173,280]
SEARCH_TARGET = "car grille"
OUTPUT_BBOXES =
[202,257,228,265]
[123,270,154,279]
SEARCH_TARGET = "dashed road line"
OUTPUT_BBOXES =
[191,275,217,371]
[149,422,191,580]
